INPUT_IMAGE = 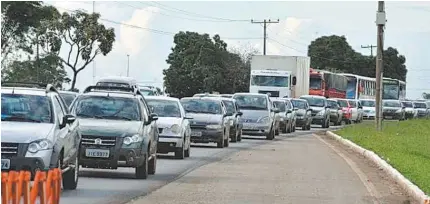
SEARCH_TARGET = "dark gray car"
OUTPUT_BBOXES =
[300,95,330,128]
[382,100,405,120]
[327,99,343,126]
[180,97,233,148]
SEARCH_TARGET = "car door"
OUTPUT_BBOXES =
[349,101,358,120]
[179,101,191,148]
[52,95,72,165]
[56,95,80,161]
[220,102,230,138]
[234,101,243,130]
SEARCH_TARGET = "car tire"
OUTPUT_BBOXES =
[224,132,229,147]
[286,123,291,133]
[217,135,224,148]
[175,145,185,159]
[292,123,296,132]
[275,127,279,136]
[63,154,79,190]
[266,127,275,140]
[231,129,238,143]
[237,129,242,142]
[184,142,190,158]
[135,154,148,179]
[302,124,306,130]
[148,154,157,175]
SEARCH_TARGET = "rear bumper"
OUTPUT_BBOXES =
[191,129,223,143]
[158,136,183,153]
[242,123,271,136]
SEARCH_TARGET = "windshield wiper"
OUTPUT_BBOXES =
[239,105,266,110]
[1,115,42,123]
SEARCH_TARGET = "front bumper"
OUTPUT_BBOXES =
[157,135,183,153]
[295,117,307,127]
[405,112,415,119]
[1,156,48,175]
[311,115,325,125]
[190,129,223,143]
[80,143,145,169]
[383,112,403,119]
[363,112,375,120]
[242,123,271,136]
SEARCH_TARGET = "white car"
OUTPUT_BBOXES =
[347,99,363,123]
[360,99,376,120]
[401,101,417,119]
[145,96,192,159]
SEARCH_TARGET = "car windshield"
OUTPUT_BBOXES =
[222,100,236,114]
[383,101,401,107]
[60,93,77,107]
[413,102,427,109]
[251,75,288,87]
[1,94,53,123]
[273,101,286,112]
[181,99,222,114]
[338,100,349,107]
[232,95,268,110]
[72,96,141,121]
[327,100,338,108]
[348,100,357,108]
[301,97,325,107]
[401,102,413,108]
[291,99,306,109]
[146,99,181,118]
[360,100,375,107]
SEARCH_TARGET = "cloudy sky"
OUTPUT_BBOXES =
[47,1,430,99]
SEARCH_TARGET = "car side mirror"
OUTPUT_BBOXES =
[149,113,158,121]
[184,116,193,120]
[60,114,75,128]
[271,108,280,113]
[287,110,292,113]
[237,111,243,116]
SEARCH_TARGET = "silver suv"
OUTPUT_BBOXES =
[70,85,159,179]
[1,82,81,190]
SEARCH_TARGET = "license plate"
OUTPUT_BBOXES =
[385,116,393,119]
[1,159,10,170]
[85,149,110,158]
[191,131,202,136]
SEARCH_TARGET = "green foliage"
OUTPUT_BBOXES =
[308,35,407,81]
[335,120,430,194]
[46,10,115,89]
[163,31,257,98]
[2,54,70,89]
[423,93,430,100]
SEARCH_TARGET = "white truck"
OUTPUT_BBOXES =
[249,55,310,98]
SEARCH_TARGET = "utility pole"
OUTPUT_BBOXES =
[251,19,279,55]
[375,1,386,131]
[92,1,96,83]
[361,45,376,57]
[127,54,130,77]
[36,33,40,82]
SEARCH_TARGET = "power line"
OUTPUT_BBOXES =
[251,19,280,55]
[148,1,249,22]
[360,45,376,57]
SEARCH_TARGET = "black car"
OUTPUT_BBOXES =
[180,97,233,148]
[290,98,312,130]
[70,86,159,179]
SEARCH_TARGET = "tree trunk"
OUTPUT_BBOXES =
[71,71,78,90]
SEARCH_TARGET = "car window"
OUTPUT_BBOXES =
[1,94,53,123]
[222,100,236,115]
[53,96,65,124]
[327,100,338,108]
[59,93,77,107]
[401,102,413,108]
[349,100,357,108]
[291,99,306,109]
[273,101,286,112]
[383,101,401,107]
[146,99,181,118]
[139,98,149,122]
[73,95,141,121]
[232,95,268,110]
[180,98,223,114]
[413,102,427,109]
[300,97,325,107]
[360,100,375,107]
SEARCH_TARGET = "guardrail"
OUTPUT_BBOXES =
[1,168,62,204]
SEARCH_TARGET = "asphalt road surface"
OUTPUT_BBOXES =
[60,126,333,204]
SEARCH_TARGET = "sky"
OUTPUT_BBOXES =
[46,1,430,99]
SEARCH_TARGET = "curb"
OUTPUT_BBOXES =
[326,131,430,204]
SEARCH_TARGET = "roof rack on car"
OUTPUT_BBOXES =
[83,85,141,96]
[1,82,57,93]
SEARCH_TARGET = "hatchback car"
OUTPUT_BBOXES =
[401,101,417,119]
[70,85,159,179]
[272,98,291,133]
[336,98,353,124]
[326,99,343,126]
[282,98,297,133]
[382,100,405,120]
[146,96,192,159]
[1,82,81,189]
[360,99,376,120]
[180,97,232,148]
[220,98,243,142]
[347,99,363,123]
[300,95,330,128]
[413,101,429,118]
[290,98,312,130]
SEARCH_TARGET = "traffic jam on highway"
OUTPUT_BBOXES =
[1,55,429,194]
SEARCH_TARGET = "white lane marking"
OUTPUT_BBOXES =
[314,134,381,204]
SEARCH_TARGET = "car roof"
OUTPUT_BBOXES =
[300,95,326,99]
[181,96,223,102]
[144,96,179,102]
[97,76,137,84]
[271,98,286,102]
[80,90,138,99]
[1,86,59,97]
[290,98,307,102]
[233,92,269,97]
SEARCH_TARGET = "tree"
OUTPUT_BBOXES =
[423,93,430,100]
[1,1,55,66]
[227,43,259,92]
[2,54,70,89]
[47,10,115,89]
[308,35,407,81]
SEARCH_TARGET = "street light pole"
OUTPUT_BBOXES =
[127,54,130,77]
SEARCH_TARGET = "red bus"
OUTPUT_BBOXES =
[309,68,348,98]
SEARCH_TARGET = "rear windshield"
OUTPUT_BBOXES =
[348,100,357,108]
[273,101,286,112]
[291,99,306,109]
[338,100,349,108]
[327,100,339,108]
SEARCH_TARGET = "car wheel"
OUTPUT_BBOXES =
[266,127,275,140]
[217,134,225,148]
[292,123,296,132]
[175,144,185,159]
[224,136,229,147]
[148,154,157,175]
[275,127,280,136]
[237,129,242,142]
[185,141,190,158]
[286,123,291,133]
[135,154,148,179]
[231,128,238,143]
[63,154,79,190]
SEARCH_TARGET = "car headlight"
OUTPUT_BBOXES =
[123,134,140,145]
[258,116,270,124]
[27,139,53,153]
[206,124,222,129]
[170,124,180,134]
[317,110,324,116]
[229,120,234,126]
